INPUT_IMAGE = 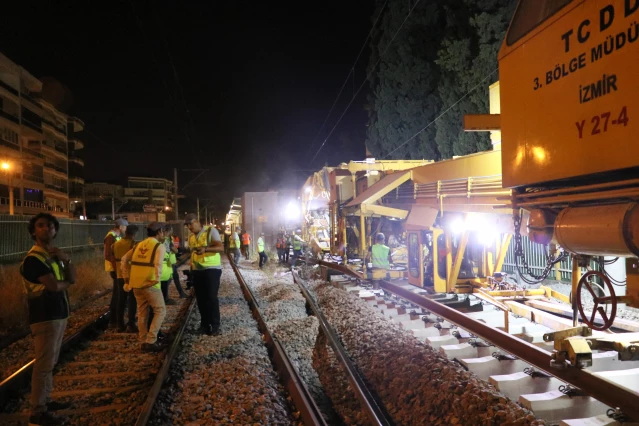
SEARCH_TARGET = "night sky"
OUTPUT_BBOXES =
[1,1,374,215]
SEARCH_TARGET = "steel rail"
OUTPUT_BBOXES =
[136,253,193,424]
[135,296,197,425]
[0,310,110,406]
[311,258,639,420]
[228,256,328,426]
[291,270,394,426]
[378,279,639,421]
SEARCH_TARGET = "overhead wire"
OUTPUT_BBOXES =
[309,0,422,166]
[382,67,499,159]
[305,0,389,160]
[151,8,203,168]
[127,0,204,173]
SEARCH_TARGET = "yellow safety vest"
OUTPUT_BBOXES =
[293,235,302,251]
[161,247,177,281]
[21,245,69,324]
[371,244,391,269]
[128,237,162,289]
[257,237,265,253]
[229,232,240,249]
[104,230,121,272]
[189,226,221,269]
[113,238,136,279]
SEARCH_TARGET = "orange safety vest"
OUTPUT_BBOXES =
[172,236,179,249]
[242,233,250,245]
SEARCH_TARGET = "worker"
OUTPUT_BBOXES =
[184,213,224,336]
[170,229,188,299]
[121,222,167,352]
[112,224,139,333]
[104,218,128,329]
[284,232,291,264]
[366,233,393,269]
[276,233,286,263]
[257,232,268,269]
[230,226,241,264]
[21,213,76,426]
[172,233,180,251]
[161,224,178,305]
[241,229,251,260]
[290,229,305,268]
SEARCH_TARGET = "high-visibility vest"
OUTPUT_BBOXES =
[229,232,240,249]
[172,236,179,249]
[188,226,221,269]
[21,245,69,324]
[276,238,285,249]
[113,238,136,279]
[371,244,390,269]
[129,237,162,289]
[161,250,177,281]
[104,230,121,272]
[257,237,265,253]
[293,235,302,251]
[242,233,250,245]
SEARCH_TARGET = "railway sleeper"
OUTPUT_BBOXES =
[519,390,611,424]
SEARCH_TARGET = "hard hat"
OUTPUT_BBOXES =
[376,233,385,242]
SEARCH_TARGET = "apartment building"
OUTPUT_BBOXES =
[0,52,85,217]
[124,177,175,212]
[84,182,124,202]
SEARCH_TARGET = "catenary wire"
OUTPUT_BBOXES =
[305,0,389,160]
[309,0,422,166]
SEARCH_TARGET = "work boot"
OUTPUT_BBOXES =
[141,342,165,352]
[206,325,221,336]
[46,401,72,411]
[28,412,65,426]
[125,324,138,333]
[157,330,167,340]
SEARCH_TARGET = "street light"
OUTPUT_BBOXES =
[1,161,13,215]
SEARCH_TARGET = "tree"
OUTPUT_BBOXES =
[365,0,517,160]
[366,0,448,161]
[435,0,516,157]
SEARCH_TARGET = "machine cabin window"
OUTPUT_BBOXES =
[408,233,419,278]
[506,0,574,45]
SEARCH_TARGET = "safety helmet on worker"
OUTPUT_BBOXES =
[376,233,385,243]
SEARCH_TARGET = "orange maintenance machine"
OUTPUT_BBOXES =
[499,0,639,188]
[466,0,639,329]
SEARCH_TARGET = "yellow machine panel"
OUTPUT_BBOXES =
[499,0,639,188]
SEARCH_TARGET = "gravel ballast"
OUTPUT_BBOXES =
[238,261,342,424]
[0,292,112,383]
[307,275,545,426]
[150,260,297,426]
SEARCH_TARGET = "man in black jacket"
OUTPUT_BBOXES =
[21,213,76,426]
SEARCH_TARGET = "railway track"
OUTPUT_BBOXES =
[307,258,639,426]
[0,262,194,426]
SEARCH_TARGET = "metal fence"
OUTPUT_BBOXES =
[502,235,573,282]
[0,215,148,264]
